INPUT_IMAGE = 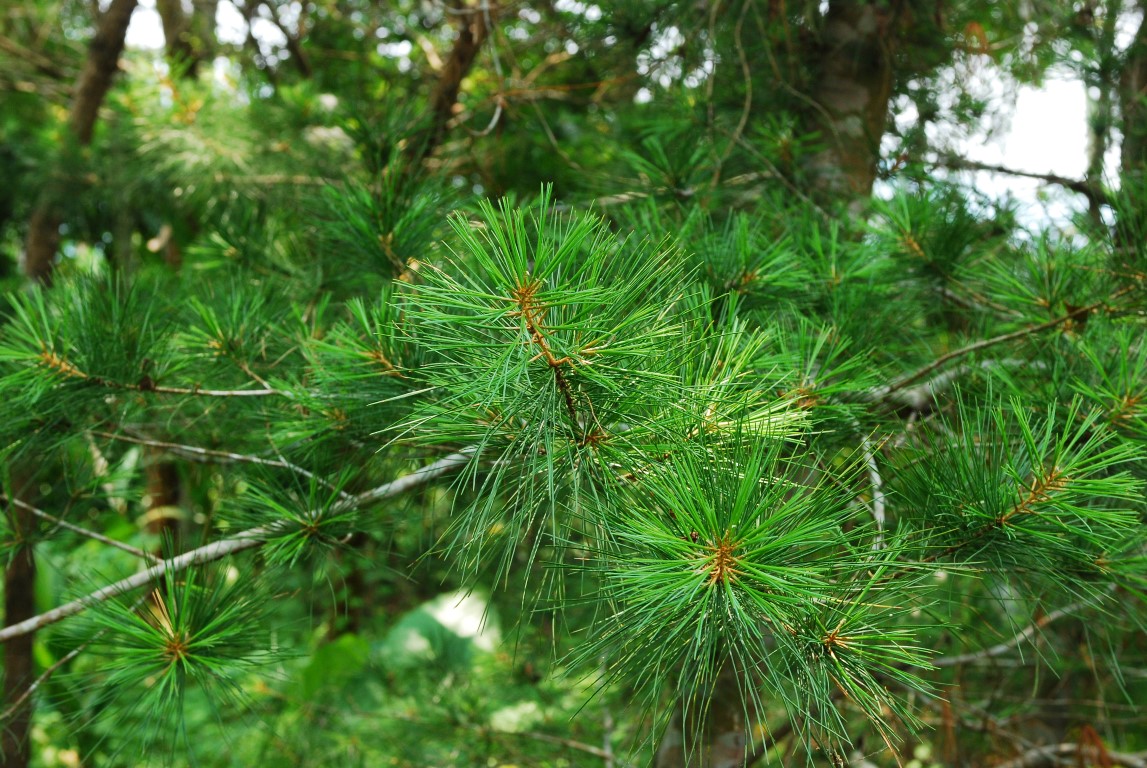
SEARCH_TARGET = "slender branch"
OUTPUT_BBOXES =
[931,591,1110,669]
[38,353,286,397]
[935,155,1112,208]
[1,497,155,562]
[500,729,611,759]
[875,293,1128,399]
[344,449,473,507]
[127,382,283,397]
[0,532,264,645]
[0,641,88,725]
[0,450,472,644]
[859,433,885,547]
[0,34,69,80]
[933,598,1091,668]
[90,430,352,500]
[862,359,1044,410]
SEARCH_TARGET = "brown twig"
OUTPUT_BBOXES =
[934,155,1112,209]
[875,289,1132,400]
[511,280,579,427]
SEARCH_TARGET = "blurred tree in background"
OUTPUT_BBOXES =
[2,1,1147,766]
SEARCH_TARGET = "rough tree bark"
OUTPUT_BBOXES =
[1,473,39,768]
[22,0,139,284]
[801,0,897,203]
[1121,2,1147,178]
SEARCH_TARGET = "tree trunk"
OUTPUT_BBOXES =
[2,473,40,768]
[801,0,897,203]
[157,0,218,78]
[403,0,492,165]
[22,0,139,284]
[145,456,183,553]
[655,666,759,768]
[1116,1,1147,252]
[156,0,198,77]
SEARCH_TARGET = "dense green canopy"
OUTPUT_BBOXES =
[1,1,1146,766]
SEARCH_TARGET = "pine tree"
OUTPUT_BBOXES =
[1,1,1146,766]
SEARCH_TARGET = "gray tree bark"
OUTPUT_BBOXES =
[801,0,897,203]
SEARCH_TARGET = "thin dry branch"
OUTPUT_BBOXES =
[935,155,1112,208]
[0,450,473,644]
[2,497,155,562]
[873,290,1132,401]
[91,430,352,500]
[932,598,1089,667]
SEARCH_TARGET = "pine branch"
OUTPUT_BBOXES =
[932,597,1092,668]
[37,349,287,397]
[934,155,1112,208]
[872,292,1129,400]
[91,430,351,500]
[0,450,472,644]
[2,497,156,562]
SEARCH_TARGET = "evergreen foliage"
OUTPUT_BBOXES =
[1,1,1146,766]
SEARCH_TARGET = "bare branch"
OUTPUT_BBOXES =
[2,497,155,562]
[933,599,1090,668]
[90,430,352,501]
[0,638,89,725]
[872,292,1131,401]
[0,450,472,644]
[935,154,1112,209]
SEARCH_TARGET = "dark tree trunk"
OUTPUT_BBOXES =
[2,474,40,768]
[156,0,199,77]
[801,0,897,203]
[68,0,139,145]
[22,0,139,284]
[655,666,760,768]
[145,456,183,553]
[1116,1,1147,251]
[1121,3,1147,179]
